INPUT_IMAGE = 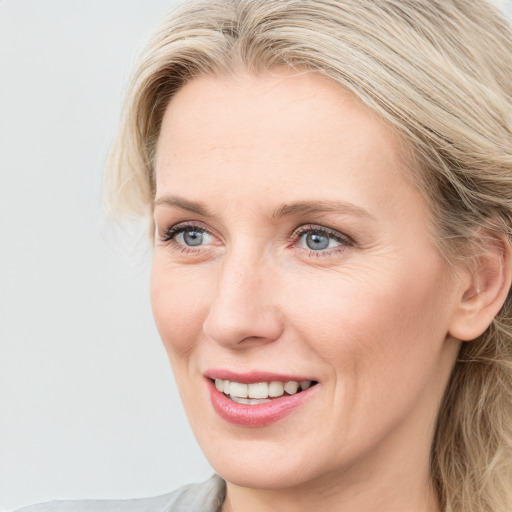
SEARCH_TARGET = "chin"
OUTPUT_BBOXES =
[193,425,332,490]
[212,455,317,490]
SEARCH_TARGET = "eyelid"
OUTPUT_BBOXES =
[290,224,355,257]
[157,223,220,257]
[159,220,214,241]
[293,224,354,244]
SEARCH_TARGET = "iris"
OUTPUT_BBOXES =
[305,232,330,250]
[183,229,204,246]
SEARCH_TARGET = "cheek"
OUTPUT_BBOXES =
[150,259,212,360]
[283,260,450,389]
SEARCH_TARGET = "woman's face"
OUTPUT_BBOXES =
[151,70,463,490]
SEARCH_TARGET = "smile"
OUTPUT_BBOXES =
[205,372,319,427]
[215,379,315,404]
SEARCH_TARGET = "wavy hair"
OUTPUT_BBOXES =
[105,1,512,510]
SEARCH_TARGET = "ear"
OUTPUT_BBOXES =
[448,231,512,342]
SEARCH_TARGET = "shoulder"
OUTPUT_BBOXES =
[15,474,226,512]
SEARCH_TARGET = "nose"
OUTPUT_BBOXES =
[202,253,284,349]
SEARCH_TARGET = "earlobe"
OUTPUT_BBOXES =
[448,232,512,342]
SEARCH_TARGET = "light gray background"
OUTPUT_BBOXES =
[1,1,511,511]
[1,1,213,510]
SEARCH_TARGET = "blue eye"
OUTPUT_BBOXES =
[163,225,213,247]
[295,227,351,253]
[304,232,330,250]
[180,229,206,246]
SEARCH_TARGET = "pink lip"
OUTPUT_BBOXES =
[205,372,319,428]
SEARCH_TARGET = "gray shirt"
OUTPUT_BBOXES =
[16,475,226,512]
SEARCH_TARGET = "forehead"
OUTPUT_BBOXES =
[154,70,420,218]
[157,70,400,162]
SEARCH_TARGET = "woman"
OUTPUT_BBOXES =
[19,0,512,511]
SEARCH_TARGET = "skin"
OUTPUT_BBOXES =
[151,69,473,512]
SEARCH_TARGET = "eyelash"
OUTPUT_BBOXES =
[160,223,354,257]
[291,225,354,257]
[160,224,212,254]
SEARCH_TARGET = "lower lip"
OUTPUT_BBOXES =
[207,379,318,427]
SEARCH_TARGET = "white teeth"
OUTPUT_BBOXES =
[268,381,285,397]
[284,381,299,395]
[229,382,248,398]
[215,378,314,400]
[248,382,269,399]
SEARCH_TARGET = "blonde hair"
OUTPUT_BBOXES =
[106,1,512,510]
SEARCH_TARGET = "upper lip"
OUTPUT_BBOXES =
[204,369,318,384]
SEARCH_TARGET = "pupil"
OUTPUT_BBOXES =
[306,232,329,250]
[184,230,203,246]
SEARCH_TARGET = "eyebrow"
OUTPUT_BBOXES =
[272,200,375,220]
[154,195,374,221]
[154,196,212,217]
